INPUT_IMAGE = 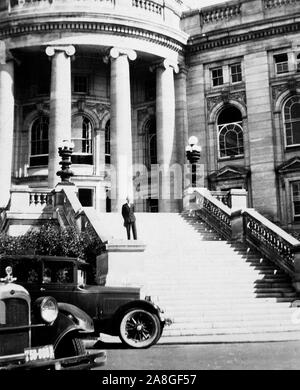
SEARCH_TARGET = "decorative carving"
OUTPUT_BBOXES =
[45,45,76,58]
[206,90,246,112]
[272,80,300,102]
[92,103,110,120]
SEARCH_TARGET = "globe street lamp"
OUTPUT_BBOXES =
[185,136,201,187]
[56,139,75,185]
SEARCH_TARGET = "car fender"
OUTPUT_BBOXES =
[112,299,164,331]
[57,302,95,334]
[31,311,85,349]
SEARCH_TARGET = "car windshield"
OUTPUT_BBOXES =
[0,258,42,284]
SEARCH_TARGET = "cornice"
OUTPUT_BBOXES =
[0,19,185,55]
[188,20,300,54]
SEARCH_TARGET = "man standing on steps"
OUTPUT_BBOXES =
[122,195,137,240]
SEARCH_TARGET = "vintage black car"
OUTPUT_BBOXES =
[0,265,106,370]
[0,255,170,349]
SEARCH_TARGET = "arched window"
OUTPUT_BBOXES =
[105,120,110,165]
[30,116,49,167]
[217,106,244,158]
[284,96,300,147]
[71,115,93,164]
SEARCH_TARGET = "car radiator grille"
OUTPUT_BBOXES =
[0,298,30,356]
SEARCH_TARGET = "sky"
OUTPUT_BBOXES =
[185,0,228,8]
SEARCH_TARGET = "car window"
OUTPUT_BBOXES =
[43,261,74,284]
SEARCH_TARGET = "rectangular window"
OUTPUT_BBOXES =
[292,182,300,220]
[230,63,242,83]
[211,67,224,86]
[274,54,289,74]
[78,188,94,207]
[74,75,89,94]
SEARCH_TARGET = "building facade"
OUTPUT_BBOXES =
[0,0,300,227]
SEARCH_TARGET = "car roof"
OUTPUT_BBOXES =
[0,255,88,266]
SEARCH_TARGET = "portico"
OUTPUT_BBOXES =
[0,45,185,213]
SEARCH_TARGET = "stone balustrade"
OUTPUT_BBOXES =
[185,187,233,240]
[9,188,52,211]
[184,187,300,292]
[7,0,171,18]
[264,0,298,8]
[210,190,231,207]
[243,209,300,276]
[29,191,52,207]
[132,0,163,14]
[0,208,7,232]
[202,4,241,24]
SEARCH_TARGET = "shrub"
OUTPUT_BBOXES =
[0,223,101,261]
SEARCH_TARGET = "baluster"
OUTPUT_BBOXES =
[29,193,34,205]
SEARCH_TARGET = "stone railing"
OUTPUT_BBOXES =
[184,187,234,240]
[0,208,7,232]
[210,190,231,208]
[29,191,52,207]
[264,0,298,8]
[8,0,168,16]
[243,209,300,276]
[132,0,163,14]
[9,188,53,211]
[55,186,109,248]
[202,4,241,24]
[184,187,300,291]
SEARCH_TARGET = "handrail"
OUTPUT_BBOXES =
[59,187,108,248]
[184,187,300,278]
[185,187,233,240]
[243,209,300,276]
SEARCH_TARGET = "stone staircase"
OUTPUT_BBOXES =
[97,211,300,343]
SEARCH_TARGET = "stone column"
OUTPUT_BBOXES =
[0,50,14,208]
[46,45,75,189]
[175,64,188,209]
[152,59,178,212]
[108,47,136,212]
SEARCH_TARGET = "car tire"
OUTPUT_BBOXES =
[119,308,161,349]
[55,335,85,358]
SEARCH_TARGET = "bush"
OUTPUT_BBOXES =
[0,223,101,261]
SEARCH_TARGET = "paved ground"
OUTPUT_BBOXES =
[95,340,300,370]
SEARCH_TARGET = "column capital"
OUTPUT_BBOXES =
[149,58,179,74]
[45,45,76,58]
[103,47,137,63]
[177,63,188,75]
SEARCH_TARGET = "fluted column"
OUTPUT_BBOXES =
[152,59,178,212]
[0,50,14,208]
[46,45,75,188]
[108,47,136,212]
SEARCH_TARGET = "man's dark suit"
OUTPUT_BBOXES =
[122,202,137,240]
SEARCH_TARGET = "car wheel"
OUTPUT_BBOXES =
[119,308,161,349]
[55,335,85,358]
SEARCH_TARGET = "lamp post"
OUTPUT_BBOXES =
[56,139,75,185]
[185,136,201,187]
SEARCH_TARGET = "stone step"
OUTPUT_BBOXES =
[158,331,300,343]
[163,324,300,337]
[166,310,296,321]
[168,317,298,330]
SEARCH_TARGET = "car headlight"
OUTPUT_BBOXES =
[39,297,58,324]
